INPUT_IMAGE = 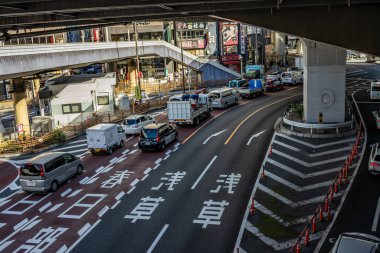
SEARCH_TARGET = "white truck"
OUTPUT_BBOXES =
[86,123,126,155]
[167,94,212,125]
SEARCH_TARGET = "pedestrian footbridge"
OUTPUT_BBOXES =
[0,40,240,84]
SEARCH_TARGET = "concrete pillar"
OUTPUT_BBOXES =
[12,78,31,136]
[128,59,137,89]
[274,32,286,65]
[33,77,40,99]
[303,40,346,123]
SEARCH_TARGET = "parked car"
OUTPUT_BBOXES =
[86,123,126,155]
[19,152,83,192]
[330,232,380,253]
[369,142,380,175]
[138,123,178,151]
[121,115,156,135]
[266,80,284,91]
[209,88,239,108]
[281,71,303,85]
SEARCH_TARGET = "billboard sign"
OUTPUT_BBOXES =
[181,39,205,49]
[222,22,239,46]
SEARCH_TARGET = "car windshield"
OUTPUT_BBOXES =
[283,73,292,78]
[372,86,380,91]
[20,164,41,176]
[141,129,158,139]
[336,236,379,253]
[209,93,220,99]
[125,119,137,125]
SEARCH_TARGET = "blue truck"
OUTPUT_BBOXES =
[228,78,264,98]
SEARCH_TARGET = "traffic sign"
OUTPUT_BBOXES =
[17,124,23,133]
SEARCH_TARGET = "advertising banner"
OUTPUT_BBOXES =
[222,23,239,46]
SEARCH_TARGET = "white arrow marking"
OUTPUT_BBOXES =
[246,130,267,146]
[203,129,228,144]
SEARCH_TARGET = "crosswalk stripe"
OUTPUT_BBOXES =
[70,149,89,154]
[70,139,87,144]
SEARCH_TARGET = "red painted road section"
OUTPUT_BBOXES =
[0,92,284,252]
[0,161,18,191]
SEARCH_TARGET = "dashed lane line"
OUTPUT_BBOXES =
[54,144,87,151]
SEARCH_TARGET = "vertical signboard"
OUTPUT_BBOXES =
[240,24,246,55]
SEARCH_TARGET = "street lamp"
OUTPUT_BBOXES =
[133,22,142,101]
[175,21,186,93]
[238,55,243,77]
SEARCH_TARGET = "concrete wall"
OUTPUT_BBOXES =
[303,40,346,123]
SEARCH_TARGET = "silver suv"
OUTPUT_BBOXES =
[369,143,380,175]
[19,152,83,192]
[330,233,380,253]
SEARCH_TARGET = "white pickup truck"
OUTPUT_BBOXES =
[167,94,212,125]
[86,123,126,155]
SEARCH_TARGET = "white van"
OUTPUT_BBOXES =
[86,123,126,155]
[370,81,380,100]
[281,71,303,85]
[209,88,239,109]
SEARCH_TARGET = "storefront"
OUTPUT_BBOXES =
[176,21,207,56]
[221,54,241,73]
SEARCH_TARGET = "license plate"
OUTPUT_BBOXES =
[95,148,100,152]
[144,141,151,145]
[212,101,218,104]
[26,181,36,186]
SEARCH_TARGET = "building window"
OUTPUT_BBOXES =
[97,95,109,105]
[62,103,82,114]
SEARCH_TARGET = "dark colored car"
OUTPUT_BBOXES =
[330,233,380,253]
[138,123,178,151]
[266,80,284,91]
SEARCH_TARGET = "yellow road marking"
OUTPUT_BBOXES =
[224,93,302,145]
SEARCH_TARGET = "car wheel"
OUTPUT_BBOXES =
[175,133,178,141]
[108,148,113,155]
[119,140,124,148]
[224,102,228,109]
[235,99,238,105]
[160,142,166,151]
[77,165,83,175]
[51,181,58,192]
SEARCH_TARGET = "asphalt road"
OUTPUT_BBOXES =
[319,67,380,252]
[0,86,301,253]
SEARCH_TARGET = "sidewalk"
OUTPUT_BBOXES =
[238,129,362,253]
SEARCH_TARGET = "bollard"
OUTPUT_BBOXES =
[296,242,301,253]
[305,229,310,246]
[249,197,255,214]
[269,145,273,156]
[312,216,317,233]
[324,198,329,212]
[330,187,334,202]
[327,205,331,222]
[319,206,323,222]
[334,181,338,193]
[261,169,266,178]
[339,171,343,186]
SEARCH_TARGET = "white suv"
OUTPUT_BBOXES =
[369,143,380,175]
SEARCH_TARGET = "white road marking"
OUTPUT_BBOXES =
[0,223,5,229]
[127,186,136,194]
[78,223,91,236]
[125,136,134,142]
[65,220,101,253]
[70,139,87,144]
[61,188,72,197]
[141,174,149,181]
[111,201,121,209]
[155,158,162,164]
[122,149,130,155]
[203,129,228,144]
[129,149,139,154]
[58,194,106,219]
[163,155,170,160]
[276,133,355,149]
[174,143,180,148]
[273,139,353,157]
[153,164,160,170]
[56,245,68,253]
[372,197,380,232]
[38,202,52,213]
[165,150,172,155]
[98,206,110,218]
[133,142,138,147]
[47,203,64,213]
[267,158,341,178]
[54,144,87,151]
[71,148,89,154]
[144,168,152,174]
[273,149,347,167]
[246,130,267,146]
[130,179,139,187]
[2,193,51,215]
[147,224,169,253]
[191,156,218,190]
[115,191,125,200]
[68,189,82,198]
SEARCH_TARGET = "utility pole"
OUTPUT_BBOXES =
[178,22,186,93]
[134,22,142,101]
[255,27,259,65]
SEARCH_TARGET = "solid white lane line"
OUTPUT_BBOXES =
[115,191,125,201]
[372,197,380,232]
[191,156,217,190]
[147,224,169,253]
[122,149,130,155]
[203,129,228,144]
[125,136,134,142]
[130,179,139,187]
[144,168,152,174]
[246,130,267,146]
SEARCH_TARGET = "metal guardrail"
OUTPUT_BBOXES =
[283,117,354,133]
